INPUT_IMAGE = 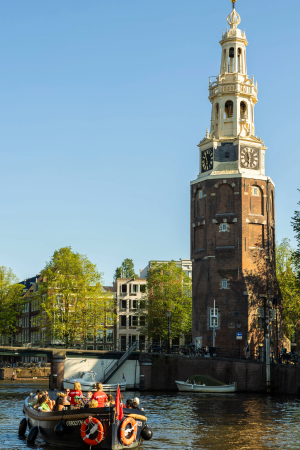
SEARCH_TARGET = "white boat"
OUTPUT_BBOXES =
[175,380,236,393]
[63,371,127,392]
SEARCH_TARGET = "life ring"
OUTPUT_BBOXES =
[80,416,104,446]
[120,417,137,446]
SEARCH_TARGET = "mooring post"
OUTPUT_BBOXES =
[265,336,271,392]
[50,350,66,390]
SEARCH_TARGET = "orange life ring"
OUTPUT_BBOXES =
[80,416,104,446]
[120,417,137,446]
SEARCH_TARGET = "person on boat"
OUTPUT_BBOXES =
[38,394,52,412]
[63,388,71,404]
[125,399,133,409]
[53,396,65,411]
[69,381,83,406]
[105,394,115,406]
[88,399,99,408]
[91,382,108,408]
[33,391,46,409]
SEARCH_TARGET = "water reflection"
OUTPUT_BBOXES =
[1,381,300,449]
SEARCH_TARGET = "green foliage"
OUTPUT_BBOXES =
[37,247,115,347]
[0,267,24,335]
[114,258,138,281]
[276,238,300,336]
[138,261,192,341]
[292,191,300,274]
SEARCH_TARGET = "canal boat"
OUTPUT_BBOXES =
[20,393,152,449]
[175,380,236,393]
[63,371,126,392]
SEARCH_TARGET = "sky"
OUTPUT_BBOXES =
[0,0,299,285]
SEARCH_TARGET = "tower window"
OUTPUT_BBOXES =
[228,47,235,73]
[240,101,247,119]
[224,101,234,119]
[221,224,227,232]
[252,187,259,196]
[199,190,203,199]
[225,151,230,158]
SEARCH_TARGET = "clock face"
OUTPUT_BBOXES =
[202,149,213,172]
[240,147,259,169]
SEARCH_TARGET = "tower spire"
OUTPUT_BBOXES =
[232,0,237,9]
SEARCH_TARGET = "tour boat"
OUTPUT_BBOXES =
[20,394,152,449]
[175,380,236,393]
[63,371,126,392]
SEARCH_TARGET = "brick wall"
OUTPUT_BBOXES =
[191,177,282,354]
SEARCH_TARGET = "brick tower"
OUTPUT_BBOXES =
[191,0,282,358]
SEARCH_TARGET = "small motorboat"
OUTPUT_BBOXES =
[176,380,236,393]
[20,393,153,449]
[63,371,126,392]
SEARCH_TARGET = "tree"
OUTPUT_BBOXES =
[0,266,25,336]
[292,191,300,274]
[276,238,300,336]
[114,258,138,281]
[37,247,115,348]
[138,261,192,341]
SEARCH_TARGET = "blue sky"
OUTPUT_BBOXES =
[0,0,299,285]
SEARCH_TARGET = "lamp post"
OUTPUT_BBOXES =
[237,321,241,359]
[166,310,171,354]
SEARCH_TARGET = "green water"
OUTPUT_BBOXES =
[1,380,300,449]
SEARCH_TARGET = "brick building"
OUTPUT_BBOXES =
[190,1,283,357]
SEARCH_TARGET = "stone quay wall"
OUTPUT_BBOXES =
[0,367,50,380]
[139,354,300,395]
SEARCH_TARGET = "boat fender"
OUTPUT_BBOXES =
[141,425,153,441]
[54,420,66,437]
[18,418,27,436]
[27,426,39,443]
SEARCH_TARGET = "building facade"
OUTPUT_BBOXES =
[191,1,283,356]
[112,278,147,351]
[140,260,192,279]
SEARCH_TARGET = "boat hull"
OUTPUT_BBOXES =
[175,381,236,393]
[24,397,147,449]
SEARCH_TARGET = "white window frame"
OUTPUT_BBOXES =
[252,186,259,196]
[221,223,227,232]
[199,190,203,199]
[222,280,228,289]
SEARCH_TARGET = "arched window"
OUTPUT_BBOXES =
[237,48,242,73]
[228,48,234,73]
[240,101,247,119]
[224,101,234,119]
[215,103,219,120]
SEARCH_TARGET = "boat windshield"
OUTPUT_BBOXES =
[80,372,95,382]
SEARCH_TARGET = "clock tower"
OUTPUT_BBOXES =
[191,1,283,357]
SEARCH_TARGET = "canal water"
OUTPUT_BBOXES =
[1,380,300,450]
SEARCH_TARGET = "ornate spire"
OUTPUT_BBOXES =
[227,0,241,29]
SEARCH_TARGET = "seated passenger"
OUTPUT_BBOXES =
[105,394,115,406]
[69,382,83,406]
[88,399,98,409]
[91,383,108,408]
[33,391,46,409]
[125,399,133,409]
[39,394,52,412]
[53,396,65,411]
[63,389,71,404]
